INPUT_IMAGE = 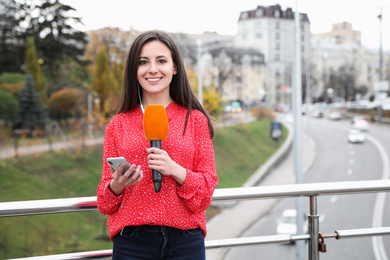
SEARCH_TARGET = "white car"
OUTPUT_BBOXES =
[348,129,365,143]
[353,119,370,131]
[276,209,307,236]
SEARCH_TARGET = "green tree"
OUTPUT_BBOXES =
[91,47,114,113]
[13,74,49,136]
[0,0,88,91]
[0,72,26,95]
[0,0,25,74]
[0,87,19,124]
[25,37,47,103]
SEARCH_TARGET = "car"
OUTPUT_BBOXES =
[353,119,370,131]
[348,129,365,143]
[328,111,342,120]
[351,116,367,124]
[311,109,323,118]
[276,209,307,237]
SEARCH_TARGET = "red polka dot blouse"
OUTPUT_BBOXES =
[97,102,218,241]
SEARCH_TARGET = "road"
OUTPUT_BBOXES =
[225,115,390,260]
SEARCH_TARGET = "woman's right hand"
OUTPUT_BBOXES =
[109,163,143,196]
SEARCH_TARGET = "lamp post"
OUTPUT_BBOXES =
[196,39,203,106]
[378,8,383,81]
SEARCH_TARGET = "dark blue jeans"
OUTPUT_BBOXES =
[112,225,205,260]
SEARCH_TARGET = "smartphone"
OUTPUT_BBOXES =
[106,157,131,174]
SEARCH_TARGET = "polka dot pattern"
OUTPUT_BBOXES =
[97,102,218,241]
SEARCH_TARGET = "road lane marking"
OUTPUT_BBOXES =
[366,134,389,260]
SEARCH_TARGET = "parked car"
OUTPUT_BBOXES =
[276,209,307,237]
[348,129,365,143]
[353,119,370,131]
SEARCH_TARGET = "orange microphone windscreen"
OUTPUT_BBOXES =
[143,105,169,141]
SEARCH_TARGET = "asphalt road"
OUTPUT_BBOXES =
[225,115,390,260]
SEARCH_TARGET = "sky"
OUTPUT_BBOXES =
[62,0,390,50]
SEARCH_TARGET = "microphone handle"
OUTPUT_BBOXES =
[150,140,162,192]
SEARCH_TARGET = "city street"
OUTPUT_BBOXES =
[224,115,390,260]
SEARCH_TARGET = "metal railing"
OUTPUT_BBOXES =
[1,179,390,260]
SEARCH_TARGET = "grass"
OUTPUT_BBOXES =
[0,118,287,258]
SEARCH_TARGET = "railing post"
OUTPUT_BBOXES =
[308,195,319,260]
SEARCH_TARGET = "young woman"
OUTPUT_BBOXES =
[97,30,218,260]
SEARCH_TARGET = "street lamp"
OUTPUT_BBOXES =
[196,39,203,106]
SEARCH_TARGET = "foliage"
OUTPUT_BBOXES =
[187,68,224,116]
[0,72,26,95]
[25,37,47,103]
[0,88,19,120]
[0,0,88,92]
[0,0,25,74]
[90,47,115,114]
[13,74,49,136]
[48,88,83,121]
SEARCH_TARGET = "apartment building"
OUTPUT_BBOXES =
[311,22,390,102]
[235,4,311,106]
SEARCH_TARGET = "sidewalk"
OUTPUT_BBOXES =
[0,137,104,159]
[205,120,316,260]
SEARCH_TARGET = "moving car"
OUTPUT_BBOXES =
[276,209,307,236]
[328,111,342,120]
[353,119,370,131]
[348,129,365,143]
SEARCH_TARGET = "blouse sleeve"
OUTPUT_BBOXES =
[176,112,218,214]
[97,118,124,215]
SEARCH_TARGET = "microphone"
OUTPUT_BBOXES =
[143,105,169,193]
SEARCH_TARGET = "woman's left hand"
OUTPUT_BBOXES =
[146,147,187,185]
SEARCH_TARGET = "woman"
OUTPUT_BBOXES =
[97,30,218,260]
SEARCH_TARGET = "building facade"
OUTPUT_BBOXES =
[235,4,311,106]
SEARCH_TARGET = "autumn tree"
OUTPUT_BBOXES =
[187,68,223,117]
[90,47,115,114]
[25,37,47,103]
[48,87,82,122]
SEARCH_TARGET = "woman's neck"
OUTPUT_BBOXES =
[142,95,173,108]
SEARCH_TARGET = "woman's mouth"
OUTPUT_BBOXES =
[147,77,161,82]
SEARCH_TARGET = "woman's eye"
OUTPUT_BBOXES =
[139,60,147,65]
[158,59,167,64]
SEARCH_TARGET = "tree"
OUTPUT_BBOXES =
[48,87,82,122]
[0,0,25,74]
[25,36,47,103]
[90,47,115,113]
[1,0,88,91]
[13,74,49,136]
[0,87,19,124]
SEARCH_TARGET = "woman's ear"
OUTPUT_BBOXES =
[173,66,177,75]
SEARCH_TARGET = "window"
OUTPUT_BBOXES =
[255,9,263,17]
[275,10,280,18]
[255,33,262,39]
[241,12,249,19]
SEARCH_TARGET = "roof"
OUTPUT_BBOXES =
[238,4,310,23]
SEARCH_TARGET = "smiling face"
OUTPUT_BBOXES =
[137,40,177,101]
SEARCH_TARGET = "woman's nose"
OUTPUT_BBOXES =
[149,62,158,73]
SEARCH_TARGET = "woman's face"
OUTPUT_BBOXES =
[137,40,177,98]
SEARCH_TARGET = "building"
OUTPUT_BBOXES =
[235,4,311,106]
[314,21,361,46]
[311,22,390,102]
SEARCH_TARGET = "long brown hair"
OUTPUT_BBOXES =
[117,30,215,139]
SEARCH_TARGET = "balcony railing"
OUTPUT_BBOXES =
[1,179,390,260]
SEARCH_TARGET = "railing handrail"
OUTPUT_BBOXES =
[1,179,390,260]
[1,179,389,218]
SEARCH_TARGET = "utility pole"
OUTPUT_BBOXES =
[294,1,305,259]
[378,8,383,81]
